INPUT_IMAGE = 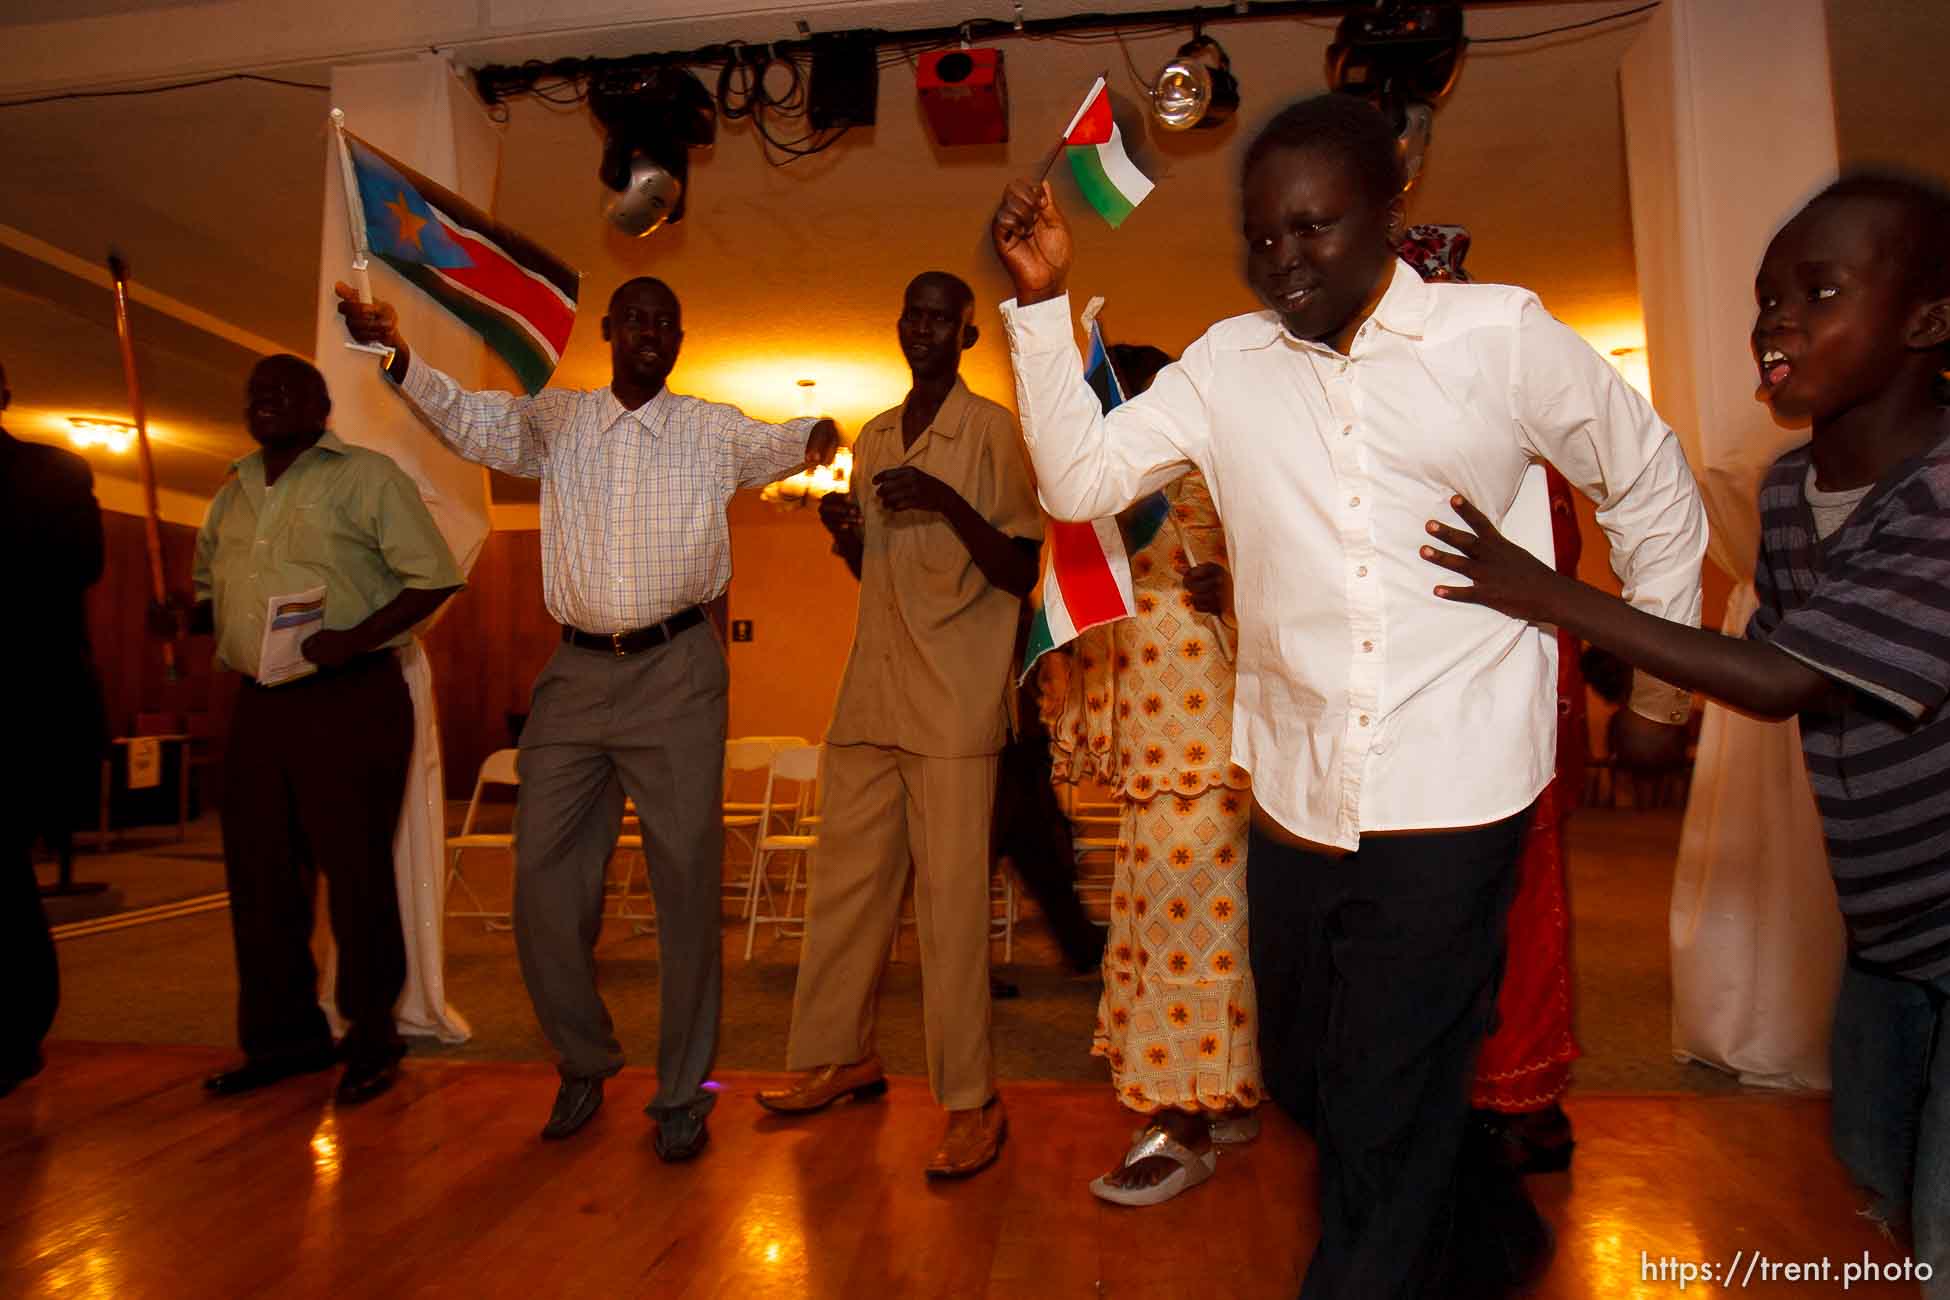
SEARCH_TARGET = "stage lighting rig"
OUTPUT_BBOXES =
[589,66,716,237]
[1327,1,1465,189]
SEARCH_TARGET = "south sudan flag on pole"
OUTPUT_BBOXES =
[343,132,578,393]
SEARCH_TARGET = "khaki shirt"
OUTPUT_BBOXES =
[827,379,1042,757]
[193,431,464,678]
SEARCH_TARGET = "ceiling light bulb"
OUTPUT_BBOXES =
[67,416,136,454]
[1151,36,1240,132]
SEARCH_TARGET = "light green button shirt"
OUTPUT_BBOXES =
[193,431,464,678]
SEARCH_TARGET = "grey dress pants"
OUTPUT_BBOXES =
[514,619,727,1121]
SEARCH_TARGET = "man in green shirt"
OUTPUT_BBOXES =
[157,355,463,1106]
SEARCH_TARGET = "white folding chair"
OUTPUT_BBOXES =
[743,744,822,959]
[1060,781,1123,923]
[445,748,520,931]
[991,866,1018,963]
[610,809,656,930]
[724,737,802,914]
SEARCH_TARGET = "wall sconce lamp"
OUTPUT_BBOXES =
[68,416,136,454]
[762,444,853,508]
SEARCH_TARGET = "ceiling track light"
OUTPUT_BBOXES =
[1150,34,1240,132]
[589,67,717,237]
[1327,1,1466,191]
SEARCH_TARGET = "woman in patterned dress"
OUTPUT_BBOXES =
[1040,346,1261,1205]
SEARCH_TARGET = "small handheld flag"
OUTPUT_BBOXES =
[1022,298,1170,678]
[330,113,580,394]
[1058,76,1154,229]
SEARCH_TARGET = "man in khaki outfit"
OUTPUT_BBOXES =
[758,271,1041,1177]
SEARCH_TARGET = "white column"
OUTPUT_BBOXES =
[311,54,499,1045]
[312,53,495,575]
[1621,0,1843,1089]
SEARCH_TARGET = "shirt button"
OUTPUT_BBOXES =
[1362,640,1374,653]
[1356,566,1369,578]
[1349,496,1361,508]
[1341,424,1352,436]
[1358,715,1370,727]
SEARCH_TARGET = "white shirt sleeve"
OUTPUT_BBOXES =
[724,405,822,491]
[1000,294,1201,521]
[1509,297,1706,722]
[396,353,552,479]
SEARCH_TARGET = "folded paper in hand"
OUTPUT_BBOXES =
[257,586,327,687]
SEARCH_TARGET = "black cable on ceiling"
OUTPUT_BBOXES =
[0,71,329,110]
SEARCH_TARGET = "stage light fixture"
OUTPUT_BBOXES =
[589,67,716,237]
[1328,2,1464,190]
[1150,35,1240,132]
[916,48,1009,146]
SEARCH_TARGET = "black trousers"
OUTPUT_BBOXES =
[1248,809,1531,1300]
[1,832,56,1078]
[221,654,412,1068]
[992,725,1104,972]
[2,666,101,1077]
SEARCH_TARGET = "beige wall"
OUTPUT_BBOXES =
[724,494,861,745]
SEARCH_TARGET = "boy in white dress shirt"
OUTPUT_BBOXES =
[992,93,1706,1299]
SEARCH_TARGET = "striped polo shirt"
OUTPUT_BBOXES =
[1747,433,1950,980]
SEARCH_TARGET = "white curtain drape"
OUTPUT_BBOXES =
[1669,587,1841,1089]
[313,55,502,1043]
[1622,0,1844,1090]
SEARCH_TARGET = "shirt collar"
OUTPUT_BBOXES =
[1241,256,1432,353]
[875,377,974,442]
[601,384,673,436]
[229,428,349,475]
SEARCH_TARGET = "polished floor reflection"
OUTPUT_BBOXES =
[0,1044,1922,1298]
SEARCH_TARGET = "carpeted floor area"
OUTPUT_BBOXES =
[43,804,1751,1096]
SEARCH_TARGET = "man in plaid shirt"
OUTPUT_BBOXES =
[339,277,839,1158]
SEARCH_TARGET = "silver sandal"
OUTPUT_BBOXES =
[1089,1124,1219,1207]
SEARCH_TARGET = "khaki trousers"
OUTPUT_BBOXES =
[786,742,997,1110]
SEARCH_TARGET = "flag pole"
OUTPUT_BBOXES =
[1036,72,1108,185]
[105,253,177,681]
[330,108,394,357]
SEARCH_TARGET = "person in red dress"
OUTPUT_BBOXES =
[1468,466,1586,1172]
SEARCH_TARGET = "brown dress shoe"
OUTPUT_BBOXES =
[924,1096,1007,1179]
[755,1056,888,1114]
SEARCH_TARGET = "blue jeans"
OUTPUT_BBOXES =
[1831,962,1950,1299]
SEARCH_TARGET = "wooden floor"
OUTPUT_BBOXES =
[0,1044,1923,1299]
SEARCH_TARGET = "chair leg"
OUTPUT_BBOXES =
[744,848,772,960]
[444,847,509,934]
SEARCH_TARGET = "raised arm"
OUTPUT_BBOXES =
[992,181,1200,520]
[335,282,550,477]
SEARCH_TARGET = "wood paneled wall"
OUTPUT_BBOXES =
[85,512,233,752]
[419,528,559,794]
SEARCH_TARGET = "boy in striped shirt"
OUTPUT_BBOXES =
[1420,171,1950,1296]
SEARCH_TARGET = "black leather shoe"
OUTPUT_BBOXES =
[653,1109,709,1162]
[335,1058,400,1107]
[204,1048,338,1096]
[541,1076,604,1141]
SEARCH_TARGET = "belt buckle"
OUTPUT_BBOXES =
[611,630,626,657]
